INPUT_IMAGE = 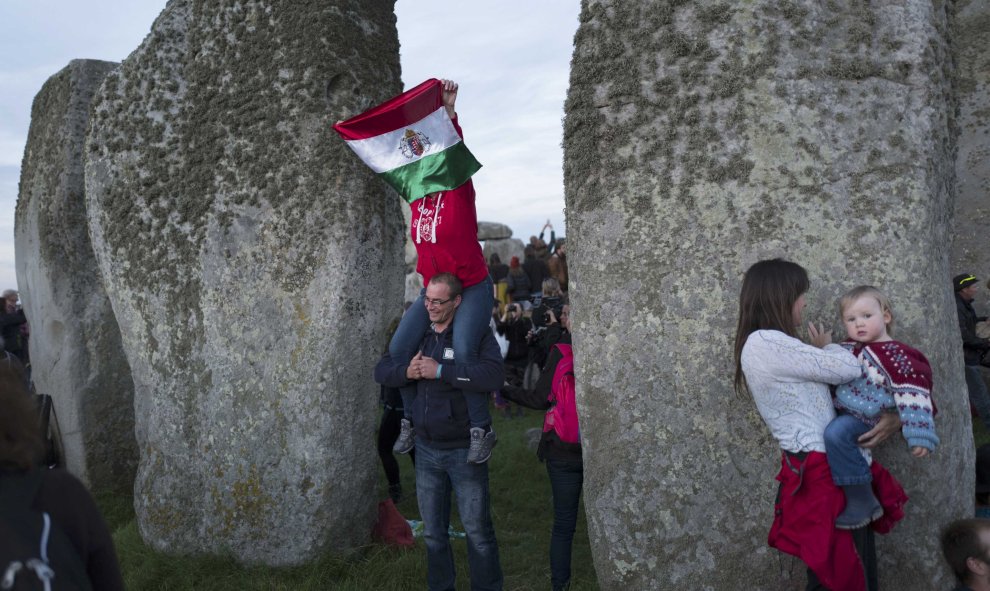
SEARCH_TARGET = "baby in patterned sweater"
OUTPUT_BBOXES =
[824,285,938,530]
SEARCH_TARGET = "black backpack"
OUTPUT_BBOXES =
[0,470,92,591]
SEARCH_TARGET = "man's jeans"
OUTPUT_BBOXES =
[823,413,872,485]
[391,276,495,428]
[416,442,502,591]
[546,458,583,591]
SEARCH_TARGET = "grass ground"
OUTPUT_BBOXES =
[97,413,990,590]
[95,407,600,590]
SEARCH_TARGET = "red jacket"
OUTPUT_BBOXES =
[768,451,908,591]
[409,117,488,289]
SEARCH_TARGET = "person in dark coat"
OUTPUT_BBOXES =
[487,253,508,284]
[0,290,28,366]
[506,256,531,310]
[0,367,124,591]
[495,303,532,387]
[954,274,990,430]
[522,246,550,305]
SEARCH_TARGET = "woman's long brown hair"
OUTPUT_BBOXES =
[733,259,810,394]
[0,366,43,470]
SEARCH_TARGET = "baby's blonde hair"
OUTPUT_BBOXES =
[838,285,895,335]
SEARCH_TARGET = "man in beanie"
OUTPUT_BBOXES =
[956,274,989,365]
[956,274,990,430]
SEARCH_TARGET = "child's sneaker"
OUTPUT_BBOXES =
[393,419,415,454]
[466,427,497,463]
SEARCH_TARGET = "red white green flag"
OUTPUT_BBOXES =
[332,78,482,204]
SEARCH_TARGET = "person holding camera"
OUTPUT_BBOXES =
[528,278,565,371]
[524,300,570,391]
[496,303,532,387]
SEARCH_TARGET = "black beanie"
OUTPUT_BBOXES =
[954,273,978,292]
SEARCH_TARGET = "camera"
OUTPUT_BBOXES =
[544,304,564,324]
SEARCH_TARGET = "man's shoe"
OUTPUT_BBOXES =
[393,419,415,454]
[466,427,498,464]
[835,483,883,530]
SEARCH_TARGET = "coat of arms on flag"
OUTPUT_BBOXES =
[400,129,431,159]
[332,78,482,203]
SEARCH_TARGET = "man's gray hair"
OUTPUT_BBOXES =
[428,273,463,297]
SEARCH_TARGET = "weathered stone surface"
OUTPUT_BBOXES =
[950,0,990,312]
[404,270,423,305]
[482,238,525,268]
[401,200,416,270]
[565,2,965,589]
[478,221,512,240]
[15,59,137,494]
[84,0,403,565]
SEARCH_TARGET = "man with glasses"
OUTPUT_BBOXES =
[941,518,990,590]
[375,272,504,590]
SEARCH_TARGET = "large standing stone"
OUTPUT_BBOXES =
[950,0,990,311]
[15,59,137,494]
[84,0,404,565]
[477,221,513,240]
[565,2,966,588]
[482,237,525,268]
[404,270,423,306]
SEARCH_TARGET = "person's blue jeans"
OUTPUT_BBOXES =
[823,413,873,485]
[546,459,583,591]
[391,276,495,428]
[415,442,503,591]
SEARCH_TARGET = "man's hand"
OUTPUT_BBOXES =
[857,412,900,448]
[807,321,832,348]
[407,351,440,380]
[441,79,458,119]
[405,351,423,380]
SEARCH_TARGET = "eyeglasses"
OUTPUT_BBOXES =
[425,297,453,307]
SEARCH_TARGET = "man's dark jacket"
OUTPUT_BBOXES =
[956,292,989,365]
[374,322,504,449]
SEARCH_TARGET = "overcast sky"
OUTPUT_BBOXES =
[0,0,579,291]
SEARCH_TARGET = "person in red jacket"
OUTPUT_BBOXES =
[389,80,497,465]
